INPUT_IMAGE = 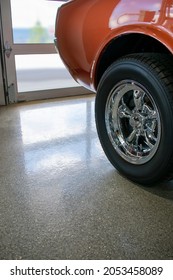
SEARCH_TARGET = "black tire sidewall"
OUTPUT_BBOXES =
[95,60,173,184]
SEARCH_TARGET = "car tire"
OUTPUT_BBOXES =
[95,53,173,185]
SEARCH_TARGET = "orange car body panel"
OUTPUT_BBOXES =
[55,0,173,90]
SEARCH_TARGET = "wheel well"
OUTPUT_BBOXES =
[95,33,171,88]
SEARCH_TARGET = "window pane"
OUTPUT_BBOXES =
[15,54,79,92]
[11,0,63,44]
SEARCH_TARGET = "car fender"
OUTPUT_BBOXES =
[91,23,173,87]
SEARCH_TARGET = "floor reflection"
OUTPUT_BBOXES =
[19,95,104,174]
[20,101,90,145]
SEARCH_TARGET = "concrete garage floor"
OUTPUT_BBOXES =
[0,94,173,260]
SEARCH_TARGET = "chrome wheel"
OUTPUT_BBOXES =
[96,54,173,184]
[105,80,161,165]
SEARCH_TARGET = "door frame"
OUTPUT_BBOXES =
[0,4,7,105]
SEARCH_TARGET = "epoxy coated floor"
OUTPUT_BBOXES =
[0,95,173,260]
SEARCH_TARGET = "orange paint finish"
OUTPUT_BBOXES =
[55,0,173,90]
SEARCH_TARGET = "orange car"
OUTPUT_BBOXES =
[55,0,173,185]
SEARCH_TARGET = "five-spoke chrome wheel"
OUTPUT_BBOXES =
[105,80,161,164]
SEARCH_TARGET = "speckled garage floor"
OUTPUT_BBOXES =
[0,94,173,260]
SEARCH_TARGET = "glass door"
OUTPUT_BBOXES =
[0,0,89,103]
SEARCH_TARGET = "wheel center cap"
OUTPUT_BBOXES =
[130,113,143,129]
